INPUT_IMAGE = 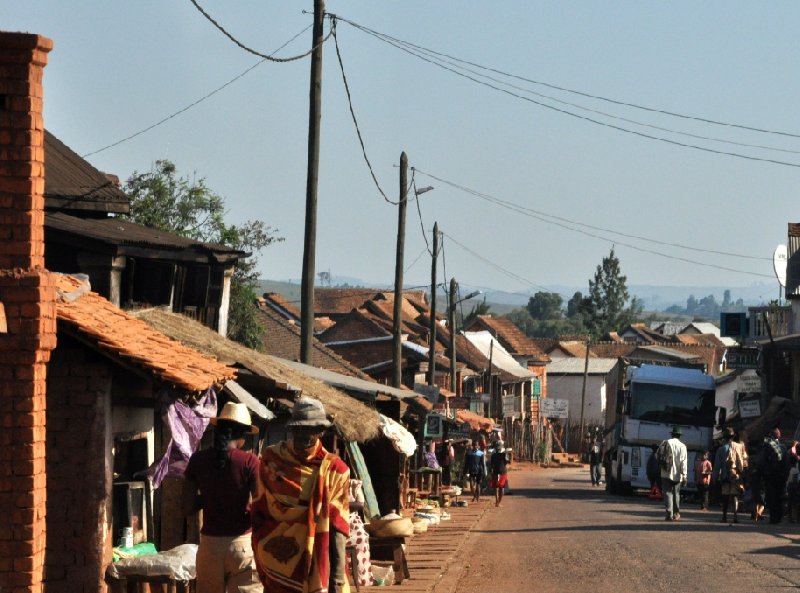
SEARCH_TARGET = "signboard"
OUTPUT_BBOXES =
[532,379,542,397]
[415,383,441,403]
[449,397,469,410]
[424,413,443,438]
[502,394,521,417]
[541,398,569,419]
[727,347,759,370]
[736,376,761,394]
[738,395,762,419]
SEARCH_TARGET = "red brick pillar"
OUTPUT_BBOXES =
[0,32,55,593]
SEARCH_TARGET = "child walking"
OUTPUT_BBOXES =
[694,450,712,510]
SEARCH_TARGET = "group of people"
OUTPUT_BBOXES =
[648,424,800,525]
[183,396,351,593]
[462,436,512,507]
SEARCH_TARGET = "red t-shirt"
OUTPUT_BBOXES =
[184,448,259,536]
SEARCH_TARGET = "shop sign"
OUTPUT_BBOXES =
[502,394,520,417]
[727,348,759,370]
[424,413,443,438]
[541,398,569,419]
[449,397,469,409]
[738,395,761,419]
[736,376,761,394]
[532,379,542,396]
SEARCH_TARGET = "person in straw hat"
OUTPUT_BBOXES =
[252,396,351,593]
[183,402,262,593]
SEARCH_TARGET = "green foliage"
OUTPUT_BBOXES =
[123,160,283,349]
[584,248,642,337]
[527,292,563,320]
[505,307,585,338]
[464,297,491,326]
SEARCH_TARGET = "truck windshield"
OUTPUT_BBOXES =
[630,383,715,426]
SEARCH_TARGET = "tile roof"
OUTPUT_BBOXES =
[673,333,725,347]
[455,409,493,431]
[54,274,235,392]
[314,288,428,317]
[254,301,372,380]
[44,130,130,214]
[463,315,550,362]
[260,293,335,335]
[46,212,245,262]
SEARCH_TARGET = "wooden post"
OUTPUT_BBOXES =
[300,0,325,364]
[392,152,408,388]
[427,222,439,386]
[579,339,590,455]
[449,277,457,394]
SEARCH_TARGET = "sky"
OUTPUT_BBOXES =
[4,2,800,298]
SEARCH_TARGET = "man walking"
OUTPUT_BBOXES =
[489,439,511,507]
[252,396,351,593]
[760,427,789,524]
[588,436,603,487]
[183,402,263,593]
[658,426,688,521]
[463,440,485,503]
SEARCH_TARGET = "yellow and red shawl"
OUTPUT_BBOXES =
[252,441,350,593]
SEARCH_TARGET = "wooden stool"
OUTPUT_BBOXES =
[368,536,410,584]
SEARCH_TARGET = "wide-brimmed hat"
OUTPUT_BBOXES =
[670,426,682,437]
[210,402,258,434]
[287,396,332,428]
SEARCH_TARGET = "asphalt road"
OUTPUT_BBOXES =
[439,465,800,593]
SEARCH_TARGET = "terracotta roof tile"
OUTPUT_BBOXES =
[54,274,235,392]
[463,315,550,362]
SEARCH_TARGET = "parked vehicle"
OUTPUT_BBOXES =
[604,362,719,494]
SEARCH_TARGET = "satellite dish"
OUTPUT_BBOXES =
[773,244,787,288]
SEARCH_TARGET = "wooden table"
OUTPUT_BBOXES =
[368,535,411,584]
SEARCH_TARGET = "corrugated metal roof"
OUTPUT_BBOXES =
[46,211,244,262]
[547,358,619,375]
[45,130,130,213]
[462,331,534,379]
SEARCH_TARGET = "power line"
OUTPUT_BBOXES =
[412,178,433,256]
[416,169,774,279]
[414,168,770,262]
[331,18,395,204]
[189,0,330,62]
[82,24,313,157]
[337,17,800,169]
[335,16,800,141]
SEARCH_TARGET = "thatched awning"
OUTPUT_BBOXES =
[132,308,380,442]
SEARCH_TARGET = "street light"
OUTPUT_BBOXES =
[415,185,434,196]
[448,281,482,396]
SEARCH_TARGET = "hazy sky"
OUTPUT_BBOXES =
[4,2,799,296]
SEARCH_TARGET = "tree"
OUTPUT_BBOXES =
[584,248,642,337]
[527,292,563,320]
[123,160,283,349]
[463,297,491,326]
[566,291,584,319]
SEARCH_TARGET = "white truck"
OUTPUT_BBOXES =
[604,362,718,494]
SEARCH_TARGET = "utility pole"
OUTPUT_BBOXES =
[300,0,325,364]
[391,152,408,388]
[427,222,439,386]
[449,277,457,395]
[579,338,590,455]
[488,338,494,418]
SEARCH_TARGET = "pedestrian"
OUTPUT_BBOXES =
[588,436,603,487]
[693,450,712,511]
[759,427,789,524]
[747,438,766,522]
[463,440,485,503]
[713,427,747,524]
[657,426,688,521]
[182,402,263,593]
[251,396,351,593]
[489,439,511,507]
[438,439,455,486]
[646,444,662,499]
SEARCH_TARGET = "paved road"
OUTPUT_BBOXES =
[439,466,800,593]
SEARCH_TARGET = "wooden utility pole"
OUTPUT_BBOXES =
[579,339,590,454]
[449,277,457,394]
[391,152,408,388]
[300,0,325,364]
[427,222,439,386]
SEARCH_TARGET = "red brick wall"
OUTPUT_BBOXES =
[0,32,55,593]
[45,337,112,592]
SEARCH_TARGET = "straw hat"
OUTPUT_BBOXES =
[286,396,332,428]
[210,402,258,434]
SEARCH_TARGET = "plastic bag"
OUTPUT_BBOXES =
[372,564,395,586]
[107,544,197,581]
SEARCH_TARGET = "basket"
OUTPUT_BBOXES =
[364,517,414,538]
[411,517,429,534]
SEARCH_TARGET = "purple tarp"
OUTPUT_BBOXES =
[143,387,217,488]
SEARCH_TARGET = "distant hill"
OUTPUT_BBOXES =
[258,278,779,316]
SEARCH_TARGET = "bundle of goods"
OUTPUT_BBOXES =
[364,512,414,538]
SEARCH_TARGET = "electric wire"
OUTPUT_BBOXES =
[412,178,434,256]
[336,17,800,169]
[82,24,313,158]
[335,16,800,141]
[331,18,395,204]
[420,170,773,279]
[189,0,331,62]
[405,246,428,273]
